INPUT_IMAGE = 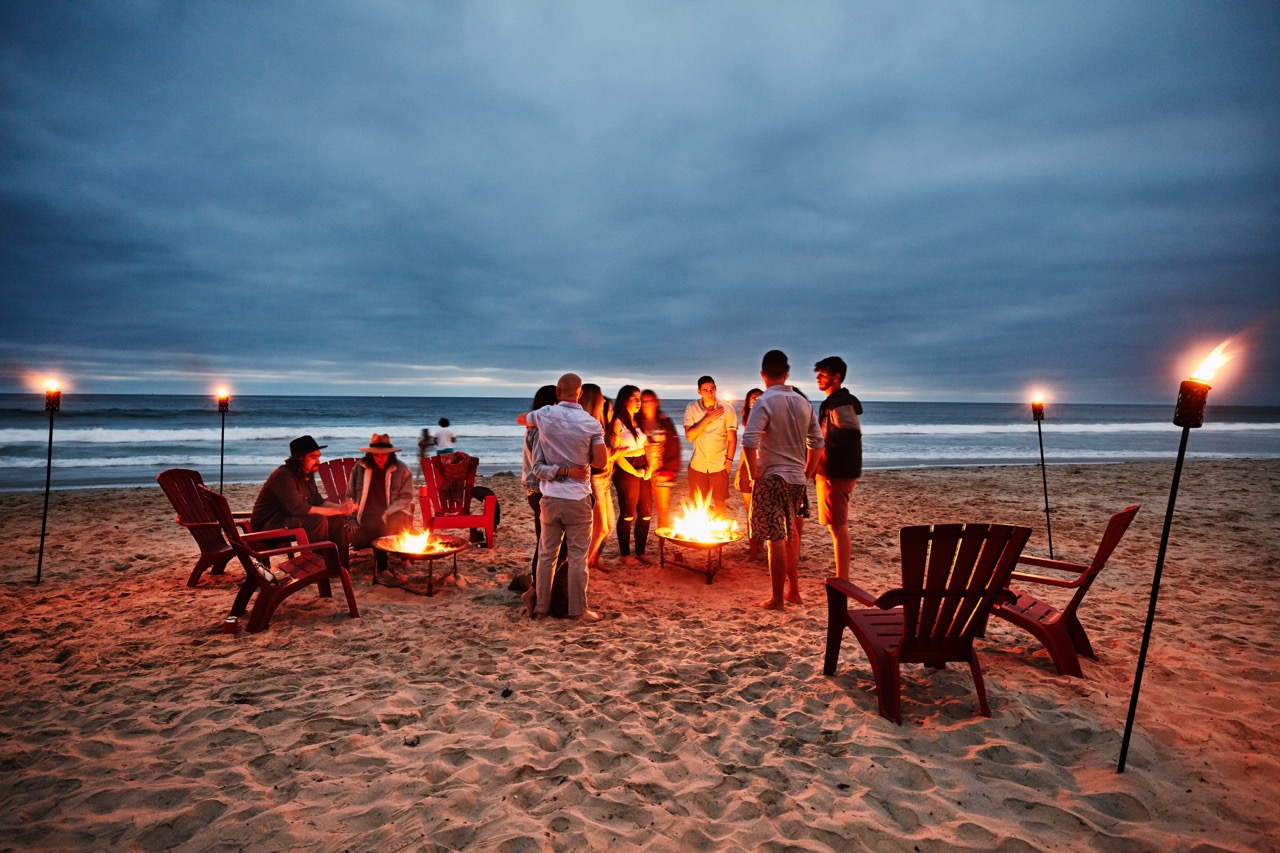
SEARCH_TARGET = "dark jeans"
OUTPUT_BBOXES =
[612,468,652,556]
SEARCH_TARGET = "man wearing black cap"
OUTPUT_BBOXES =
[250,435,357,566]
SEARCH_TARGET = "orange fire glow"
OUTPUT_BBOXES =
[668,494,739,543]
[44,378,60,393]
[395,529,433,553]
[1189,341,1232,383]
[216,387,230,400]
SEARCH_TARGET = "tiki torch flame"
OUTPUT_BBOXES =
[1190,341,1231,382]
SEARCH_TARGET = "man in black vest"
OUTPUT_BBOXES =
[813,356,863,580]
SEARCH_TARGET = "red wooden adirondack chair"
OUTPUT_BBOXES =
[991,505,1140,677]
[157,468,252,587]
[419,452,498,548]
[198,485,359,634]
[316,457,358,503]
[824,522,1032,724]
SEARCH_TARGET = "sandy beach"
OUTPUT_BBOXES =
[2,459,1277,851]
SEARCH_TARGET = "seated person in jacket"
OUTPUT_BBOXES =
[346,433,416,550]
[250,434,357,567]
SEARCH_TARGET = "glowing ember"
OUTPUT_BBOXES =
[1190,341,1232,383]
[668,494,739,543]
[395,530,433,554]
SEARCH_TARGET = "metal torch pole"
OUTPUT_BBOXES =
[1118,377,1207,773]
[219,407,227,494]
[1036,418,1054,559]
[36,399,57,584]
[1117,424,1189,772]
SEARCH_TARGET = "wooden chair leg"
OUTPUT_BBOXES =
[968,650,991,717]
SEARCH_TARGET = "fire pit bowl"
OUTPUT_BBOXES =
[655,527,742,584]
[372,531,469,596]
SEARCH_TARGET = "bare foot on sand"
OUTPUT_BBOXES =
[620,555,639,567]
[520,587,536,618]
[571,610,603,622]
[635,554,652,565]
[785,590,804,605]
[755,597,785,610]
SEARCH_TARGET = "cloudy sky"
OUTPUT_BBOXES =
[2,2,1277,404]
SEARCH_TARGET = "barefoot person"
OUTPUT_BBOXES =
[250,435,357,568]
[813,356,863,580]
[516,373,608,622]
[741,351,823,610]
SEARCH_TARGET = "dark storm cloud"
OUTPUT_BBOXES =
[2,1,1277,402]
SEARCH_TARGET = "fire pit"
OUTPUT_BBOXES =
[655,497,741,584]
[372,530,469,596]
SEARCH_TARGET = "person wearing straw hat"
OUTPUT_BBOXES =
[346,433,416,550]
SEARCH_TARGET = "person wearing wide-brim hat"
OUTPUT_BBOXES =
[347,433,416,550]
[250,434,358,567]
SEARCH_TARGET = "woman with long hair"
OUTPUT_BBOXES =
[579,383,616,569]
[519,384,562,615]
[347,433,416,550]
[734,388,765,561]
[609,384,652,564]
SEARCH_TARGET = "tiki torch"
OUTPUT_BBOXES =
[36,380,61,584]
[1031,394,1054,559]
[1118,341,1231,773]
[217,389,230,493]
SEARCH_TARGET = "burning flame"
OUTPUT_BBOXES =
[216,387,230,400]
[44,378,60,393]
[395,529,432,553]
[668,493,739,543]
[1031,393,1044,405]
[1190,341,1232,383]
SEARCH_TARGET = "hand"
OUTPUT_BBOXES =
[707,404,725,421]
[566,464,590,482]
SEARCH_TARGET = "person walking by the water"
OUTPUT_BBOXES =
[346,433,416,550]
[250,435,357,568]
[741,351,823,610]
[684,375,737,515]
[517,373,607,622]
[417,428,433,460]
[813,356,863,581]
[434,418,457,454]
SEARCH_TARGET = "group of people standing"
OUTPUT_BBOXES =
[518,349,863,621]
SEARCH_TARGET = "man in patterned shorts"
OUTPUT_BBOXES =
[740,349,824,609]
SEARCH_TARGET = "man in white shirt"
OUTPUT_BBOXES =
[741,350,824,610]
[683,375,738,515]
[517,373,607,622]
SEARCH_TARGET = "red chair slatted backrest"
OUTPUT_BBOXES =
[157,468,224,549]
[316,457,358,504]
[898,523,1032,656]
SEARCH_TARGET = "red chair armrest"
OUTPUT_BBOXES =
[242,527,311,546]
[825,577,879,607]
[1008,571,1080,588]
[252,539,340,561]
[1010,556,1089,588]
[177,519,220,531]
[1018,555,1087,573]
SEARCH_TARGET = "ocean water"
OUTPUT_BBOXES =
[1,394,1277,492]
